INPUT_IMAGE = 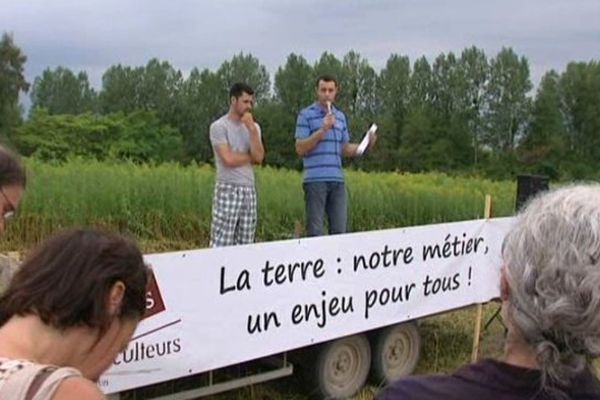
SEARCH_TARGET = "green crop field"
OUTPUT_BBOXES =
[1,158,516,252]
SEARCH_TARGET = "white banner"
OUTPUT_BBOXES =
[100,217,515,394]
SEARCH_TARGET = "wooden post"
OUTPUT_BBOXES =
[471,194,492,362]
[294,220,303,239]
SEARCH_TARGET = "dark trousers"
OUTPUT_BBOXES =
[303,181,347,237]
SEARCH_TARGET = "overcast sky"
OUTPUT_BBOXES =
[2,0,599,99]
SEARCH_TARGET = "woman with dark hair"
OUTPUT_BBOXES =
[0,228,149,399]
[0,145,26,235]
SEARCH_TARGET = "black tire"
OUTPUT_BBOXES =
[312,334,371,399]
[371,322,421,385]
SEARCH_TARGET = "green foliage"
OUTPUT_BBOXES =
[30,67,96,115]
[99,59,182,120]
[217,52,271,103]
[518,70,565,179]
[99,64,144,114]
[378,54,411,146]
[274,53,314,115]
[173,67,227,162]
[399,107,434,171]
[253,102,299,169]
[1,159,515,251]
[339,51,379,117]
[560,61,600,164]
[313,52,344,84]
[484,48,532,152]
[6,38,600,182]
[13,109,183,162]
[96,54,272,162]
[0,33,29,139]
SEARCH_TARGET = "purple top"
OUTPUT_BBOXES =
[376,358,600,400]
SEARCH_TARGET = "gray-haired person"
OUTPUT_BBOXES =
[377,184,600,400]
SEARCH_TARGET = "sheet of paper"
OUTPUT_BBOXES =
[356,123,377,155]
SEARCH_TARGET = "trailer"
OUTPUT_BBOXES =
[105,216,513,399]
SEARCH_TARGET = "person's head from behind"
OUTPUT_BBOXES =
[315,74,338,106]
[0,145,26,235]
[0,228,148,380]
[229,82,255,117]
[501,184,600,396]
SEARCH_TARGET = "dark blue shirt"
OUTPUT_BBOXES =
[376,358,600,400]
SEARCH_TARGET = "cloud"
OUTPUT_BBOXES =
[2,0,599,93]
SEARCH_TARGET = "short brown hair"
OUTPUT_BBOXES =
[315,74,338,88]
[229,82,254,99]
[0,228,148,331]
[0,145,26,188]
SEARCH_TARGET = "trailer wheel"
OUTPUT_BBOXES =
[313,334,371,399]
[371,322,421,384]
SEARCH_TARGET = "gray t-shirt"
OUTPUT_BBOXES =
[209,114,261,186]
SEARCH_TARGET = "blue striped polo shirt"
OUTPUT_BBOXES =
[295,102,350,183]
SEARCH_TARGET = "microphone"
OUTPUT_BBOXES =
[326,101,332,114]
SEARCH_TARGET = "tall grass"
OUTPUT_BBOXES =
[1,159,516,251]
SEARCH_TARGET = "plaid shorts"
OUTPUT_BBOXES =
[210,182,257,247]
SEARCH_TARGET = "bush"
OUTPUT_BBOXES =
[13,108,184,163]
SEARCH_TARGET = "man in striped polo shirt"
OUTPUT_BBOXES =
[209,82,265,247]
[295,75,377,236]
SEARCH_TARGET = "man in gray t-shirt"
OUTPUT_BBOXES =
[208,82,264,247]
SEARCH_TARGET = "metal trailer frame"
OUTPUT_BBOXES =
[107,354,293,400]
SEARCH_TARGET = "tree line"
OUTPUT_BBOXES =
[1,32,599,180]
